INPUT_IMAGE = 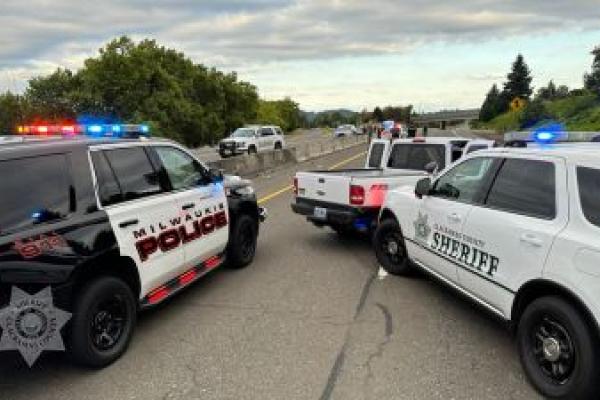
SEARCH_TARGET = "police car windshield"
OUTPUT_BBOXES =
[231,128,255,138]
[387,143,446,171]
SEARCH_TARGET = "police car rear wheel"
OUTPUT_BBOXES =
[518,296,599,399]
[374,219,411,276]
[70,276,136,368]
[248,146,257,155]
[227,214,257,269]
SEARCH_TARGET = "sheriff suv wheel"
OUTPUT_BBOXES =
[69,276,137,368]
[227,214,258,269]
[517,296,599,399]
[373,219,411,276]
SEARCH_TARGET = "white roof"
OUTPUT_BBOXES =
[476,143,600,166]
[392,137,471,145]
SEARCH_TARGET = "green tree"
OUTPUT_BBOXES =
[26,68,79,120]
[504,54,533,101]
[373,106,384,122]
[479,84,503,122]
[520,98,553,129]
[0,92,28,134]
[584,46,600,96]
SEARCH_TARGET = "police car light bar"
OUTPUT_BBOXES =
[16,124,150,138]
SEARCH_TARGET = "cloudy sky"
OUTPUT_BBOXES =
[2,0,600,111]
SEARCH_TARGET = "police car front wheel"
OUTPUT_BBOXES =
[69,276,137,368]
[518,296,599,400]
[227,214,258,269]
[373,219,411,276]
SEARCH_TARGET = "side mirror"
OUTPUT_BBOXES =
[209,168,224,183]
[415,178,432,199]
[424,161,438,175]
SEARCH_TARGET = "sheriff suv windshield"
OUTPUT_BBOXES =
[387,143,446,171]
[231,128,255,138]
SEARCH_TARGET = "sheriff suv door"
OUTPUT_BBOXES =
[459,155,568,316]
[411,156,498,282]
[258,127,275,150]
[150,145,229,269]
[90,145,184,298]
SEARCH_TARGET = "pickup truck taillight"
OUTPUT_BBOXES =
[293,177,298,196]
[350,185,365,205]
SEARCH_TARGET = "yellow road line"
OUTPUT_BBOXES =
[257,150,368,205]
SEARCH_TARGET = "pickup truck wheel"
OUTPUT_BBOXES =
[227,214,258,269]
[248,146,257,155]
[517,296,599,400]
[69,276,136,368]
[373,219,411,276]
[274,142,282,150]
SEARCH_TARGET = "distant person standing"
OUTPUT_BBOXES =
[423,126,428,137]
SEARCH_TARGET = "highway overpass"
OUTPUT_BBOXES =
[413,108,480,129]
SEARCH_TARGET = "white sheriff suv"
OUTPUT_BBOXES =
[218,125,285,158]
[374,144,600,399]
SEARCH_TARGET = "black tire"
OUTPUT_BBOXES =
[517,296,599,399]
[373,219,411,276]
[227,214,258,269]
[274,142,282,150]
[69,276,136,368]
[248,146,257,155]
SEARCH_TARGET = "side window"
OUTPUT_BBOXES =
[577,167,600,227]
[91,151,122,206]
[0,155,72,235]
[103,147,163,203]
[367,143,385,168]
[431,157,496,203]
[154,146,207,191]
[485,158,556,219]
[260,128,273,136]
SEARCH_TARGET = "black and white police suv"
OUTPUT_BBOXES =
[0,124,265,367]
[373,143,600,399]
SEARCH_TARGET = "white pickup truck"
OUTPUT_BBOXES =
[291,137,495,236]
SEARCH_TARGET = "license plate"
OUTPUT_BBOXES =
[313,207,327,220]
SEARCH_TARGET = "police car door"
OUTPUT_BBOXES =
[90,146,184,298]
[151,145,229,269]
[412,157,498,282]
[458,156,567,315]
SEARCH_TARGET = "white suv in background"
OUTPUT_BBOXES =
[373,145,600,399]
[219,125,285,158]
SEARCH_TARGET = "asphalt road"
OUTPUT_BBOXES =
[0,141,540,400]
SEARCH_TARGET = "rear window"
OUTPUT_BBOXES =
[367,143,385,168]
[0,154,72,235]
[485,158,556,219]
[577,166,600,228]
[387,144,446,171]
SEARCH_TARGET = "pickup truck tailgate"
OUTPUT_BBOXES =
[296,172,350,204]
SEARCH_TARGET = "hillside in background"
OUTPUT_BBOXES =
[479,92,600,132]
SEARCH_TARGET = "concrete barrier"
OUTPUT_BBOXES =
[203,135,367,177]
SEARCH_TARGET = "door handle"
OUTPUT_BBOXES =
[447,213,461,223]
[118,219,139,228]
[182,202,195,210]
[520,233,543,247]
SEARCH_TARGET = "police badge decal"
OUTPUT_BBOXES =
[413,212,431,244]
[0,286,71,366]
